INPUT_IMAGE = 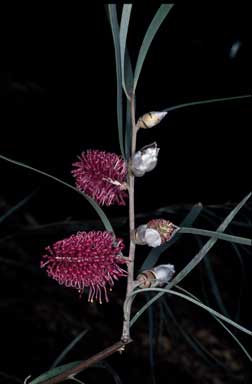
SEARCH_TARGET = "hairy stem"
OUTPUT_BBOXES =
[121,93,137,342]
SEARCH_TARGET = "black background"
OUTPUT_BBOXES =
[0,3,252,209]
[1,3,252,383]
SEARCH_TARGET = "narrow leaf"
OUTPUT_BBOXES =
[163,94,252,113]
[29,361,81,384]
[51,329,89,368]
[230,240,247,322]
[0,155,114,232]
[177,286,252,363]
[147,294,156,383]
[201,209,247,321]
[0,189,38,225]
[124,48,133,159]
[95,362,122,384]
[124,47,134,96]
[169,192,251,288]
[133,4,174,92]
[119,4,132,98]
[108,5,125,158]
[131,192,251,326]
[0,371,23,384]
[130,287,252,336]
[161,298,227,369]
[196,236,230,318]
[179,226,252,246]
[125,98,132,160]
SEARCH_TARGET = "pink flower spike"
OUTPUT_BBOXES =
[41,231,127,303]
[72,150,128,206]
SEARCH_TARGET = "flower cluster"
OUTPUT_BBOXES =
[42,109,168,302]
[41,231,127,303]
[72,150,128,206]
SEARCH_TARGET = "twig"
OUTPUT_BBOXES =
[121,92,137,343]
[39,340,130,384]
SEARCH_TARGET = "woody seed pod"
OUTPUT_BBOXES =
[136,264,175,288]
[137,111,168,129]
[131,142,160,177]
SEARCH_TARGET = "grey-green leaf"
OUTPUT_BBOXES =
[51,329,89,368]
[0,189,37,225]
[169,192,251,288]
[178,226,252,246]
[130,287,252,336]
[133,4,174,92]
[120,4,132,98]
[95,362,122,384]
[124,48,133,159]
[108,5,125,158]
[29,361,81,384]
[163,94,252,113]
[161,298,227,368]
[177,286,252,363]
[130,193,251,326]
[0,155,114,233]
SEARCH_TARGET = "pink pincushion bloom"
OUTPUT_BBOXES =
[41,231,127,303]
[72,150,128,206]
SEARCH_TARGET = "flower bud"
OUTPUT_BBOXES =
[136,264,175,288]
[131,142,159,177]
[137,111,168,129]
[135,219,179,247]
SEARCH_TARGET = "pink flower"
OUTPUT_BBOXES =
[41,231,127,303]
[72,150,128,206]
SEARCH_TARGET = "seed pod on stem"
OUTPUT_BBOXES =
[137,111,168,129]
[135,219,180,247]
[131,142,160,177]
[136,264,175,288]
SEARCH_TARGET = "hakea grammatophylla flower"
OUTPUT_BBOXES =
[41,231,127,303]
[136,219,179,247]
[131,143,160,177]
[72,150,128,206]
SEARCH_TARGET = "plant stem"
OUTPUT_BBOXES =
[121,92,137,343]
[39,341,129,384]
